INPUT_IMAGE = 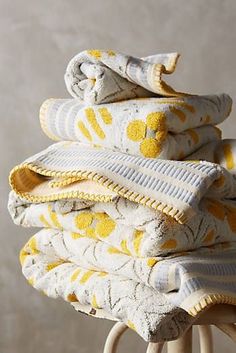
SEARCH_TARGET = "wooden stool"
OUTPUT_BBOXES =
[103,305,236,353]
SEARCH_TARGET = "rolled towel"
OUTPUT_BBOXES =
[65,49,182,104]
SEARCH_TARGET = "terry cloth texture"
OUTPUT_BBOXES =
[39,94,231,159]
[65,50,182,104]
[8,191,236,258]
[9,140,236,223]
[18,228,236,342]
[8,48,236,343]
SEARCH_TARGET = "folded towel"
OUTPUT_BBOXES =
[19,228,236,341]
[8,192,236,257]
[65,50,182,104]
[9,140,236,223]
[40,94,231,159]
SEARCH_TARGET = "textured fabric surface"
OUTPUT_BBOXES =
[39,94,231,159]
[8,48,236,344]
[19,227,236,341]
[8,192,236,257]
[9,140,236,223]
[20,229,194,342]
[64,50,181,104]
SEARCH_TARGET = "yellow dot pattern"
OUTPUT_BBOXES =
[95,219,116,238]
[126,111,166,158]
[140,138,161,158]
[126,120,146,141]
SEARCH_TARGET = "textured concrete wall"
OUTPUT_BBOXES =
[1,0,236,352]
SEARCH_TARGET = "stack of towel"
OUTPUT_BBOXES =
[8,50,236,342]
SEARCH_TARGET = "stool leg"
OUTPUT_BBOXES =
[103,322,128,353]
[198,325,213,353]
[215,324,236,342]
[146,342,164,353]
[167,327,192,353]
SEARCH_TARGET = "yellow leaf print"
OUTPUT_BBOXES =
[120,240,131,255]
[147,258,158,267]
[133,230,144,257]
[80,270,95,284]
[70,269,81,282]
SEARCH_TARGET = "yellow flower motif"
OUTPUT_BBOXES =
[146,112,166,130]
[75,213,93,229]
[95,219,116,237]
[126,120,146,141]
[140,138,161,158]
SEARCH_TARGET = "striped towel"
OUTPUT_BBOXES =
[40,94,231,159]
[65,50,182,104]
[9,140,236,223]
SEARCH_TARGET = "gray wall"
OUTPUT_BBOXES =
[1,0,236,352]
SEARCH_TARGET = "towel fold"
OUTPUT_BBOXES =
[40,94,231,159]
[19,227,236,341]
[65,50,182,104]
[8,191,236,257]
[8,48,236,343]
[9,140,236,223]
